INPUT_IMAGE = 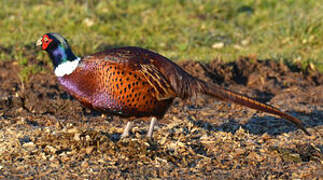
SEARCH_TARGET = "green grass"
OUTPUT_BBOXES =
[0,0,323,76]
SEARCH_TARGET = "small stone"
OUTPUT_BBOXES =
[22,142,36,151]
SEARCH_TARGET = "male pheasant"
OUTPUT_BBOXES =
[36,33,310,138]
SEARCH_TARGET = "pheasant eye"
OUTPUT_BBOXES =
[43,37,48,42]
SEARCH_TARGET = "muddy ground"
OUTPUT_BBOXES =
[0,57,322,179]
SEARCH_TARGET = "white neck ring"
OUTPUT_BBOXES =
[54,57,81,77]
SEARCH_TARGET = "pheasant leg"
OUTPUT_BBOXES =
[147,117,157,138]
[121,121,133,138]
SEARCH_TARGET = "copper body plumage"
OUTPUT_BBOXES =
[58,48,175,119]
[36,33,310,138]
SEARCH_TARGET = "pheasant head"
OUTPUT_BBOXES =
[36,33,80,77]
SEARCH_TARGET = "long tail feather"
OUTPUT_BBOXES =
[198,82,311,135]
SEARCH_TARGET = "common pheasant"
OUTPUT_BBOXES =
[36,33,310,138]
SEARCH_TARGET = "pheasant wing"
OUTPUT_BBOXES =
[88,47,177,100]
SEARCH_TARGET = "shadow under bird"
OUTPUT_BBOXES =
[36,33,311,138]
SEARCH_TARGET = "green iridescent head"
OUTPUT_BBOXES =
[36,33,77,68]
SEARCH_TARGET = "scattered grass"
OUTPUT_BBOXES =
[0,0,322,77]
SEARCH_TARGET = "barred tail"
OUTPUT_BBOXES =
[198,81,310,135]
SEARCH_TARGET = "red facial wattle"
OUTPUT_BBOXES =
[42,34,53,50]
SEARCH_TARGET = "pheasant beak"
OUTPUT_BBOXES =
[36,37,42,47]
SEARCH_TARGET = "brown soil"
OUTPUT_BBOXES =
[0,58,322,179]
